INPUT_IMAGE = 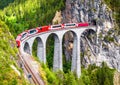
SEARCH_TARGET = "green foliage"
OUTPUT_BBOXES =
[32,39,38,57]
[88,62,114,85]
[74,63,115,85]
[63,71,77,85]
[0,20,28,84]
[41,61,115,85]
[104,35,114,42]
[41,64,59,85]
[0,0,65,37]
[63,60,71,73]
[81,68,91,85]
[46,34,54,69]
[0,0,14,9]
[42,63,79,85]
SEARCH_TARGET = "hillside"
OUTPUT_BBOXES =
[0,20,28,84]
[0,0,14,9]
[0,0,65,37]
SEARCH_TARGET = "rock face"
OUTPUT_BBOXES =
[52,11,62,24]
[62,0,114,29]
[62,0,120,71]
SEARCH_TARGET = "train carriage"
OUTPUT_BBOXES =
[16,22,90,48]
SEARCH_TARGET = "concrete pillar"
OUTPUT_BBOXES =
[29,43,32,55]
[25,38,35,56]
[71,34,81,78]
[53,35,63,71]
[37,38,46,63]
[43,42,46,63]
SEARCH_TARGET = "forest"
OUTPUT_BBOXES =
[0,0,119,85]
[0,0,65,37]
[0,20,28,84]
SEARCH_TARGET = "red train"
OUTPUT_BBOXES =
[16,22,89,48]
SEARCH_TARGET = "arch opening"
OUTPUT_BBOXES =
[62,30,77,73]
[24,42,30,54]
[46,33,60,69]
[32,37,43,61]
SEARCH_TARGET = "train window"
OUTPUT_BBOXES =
[21,32,27,39]
[29,29,36,34]
[65,23,76,27]
[52,25,61,28]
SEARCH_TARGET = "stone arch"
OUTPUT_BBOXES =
[32,37,44,61]
[47,33,60,43]
[81,28,96,36]
[62,30,77,60]
[80,28,97,68]
[24,42,30,54]
[80,28,96,48]
[62,30,80,73]
[46,33,62,71]
[46,33,60,42]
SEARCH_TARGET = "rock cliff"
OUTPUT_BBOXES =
[62,0,120,71]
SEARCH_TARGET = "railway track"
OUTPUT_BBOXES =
[18,51,44,85]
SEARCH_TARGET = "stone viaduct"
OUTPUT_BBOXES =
[20,26,96,78]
